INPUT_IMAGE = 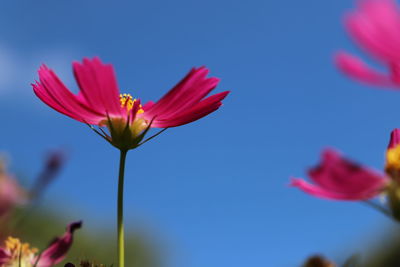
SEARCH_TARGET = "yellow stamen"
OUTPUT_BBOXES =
[119,93,144,114]
[387,145,400,170]
[4,236,38,264]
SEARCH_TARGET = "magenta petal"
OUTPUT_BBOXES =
[0,248,10,265]
[35,65,105,124]
[33,81,89,123]
[388,129,400,148]
[159,77,220,119]
[142,101,155,111]
[335,52,397,87]
[291,149,387,201]
[147,67,204,115]
[310,149,385,193]
[145,67,222,120]
[336,0,400,89]
[290,178,365,200]
[35,221,82,267]
[73,57,122,117]
[151,91,229,128]
[346,0,400,61]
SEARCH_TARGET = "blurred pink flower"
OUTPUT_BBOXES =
[335,0,400,88]
[0,221,81,267]
[32,57,229,150]
[30,149,67,199]
[290,149,388,200]
[0,161,27,217]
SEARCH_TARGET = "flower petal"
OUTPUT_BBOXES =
[151,91,229,128]
[291,149,387,201]
[34,65,105,124]
[309,149,386,195]
[290,178,364,200]
[146,67,219,118]
[335,52,397,87]
[35,221,82,267]
[0,248,10,265]
[388,128,400,149]
[73,57,122,117]
[345,0,400,61]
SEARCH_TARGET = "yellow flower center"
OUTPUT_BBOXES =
[119,93,144,114]
[4,237,38,267]
[387,145,400,170]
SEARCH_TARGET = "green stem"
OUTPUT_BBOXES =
[118,150,128,267]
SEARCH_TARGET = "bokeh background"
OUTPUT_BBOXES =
[0,0,397,266]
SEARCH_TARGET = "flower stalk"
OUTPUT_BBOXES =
[117,150,127,267]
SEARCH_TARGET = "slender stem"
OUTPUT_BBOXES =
[118,150,128,267]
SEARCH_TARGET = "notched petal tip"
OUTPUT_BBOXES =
[66,220,82,233]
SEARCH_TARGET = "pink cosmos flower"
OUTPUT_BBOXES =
[290,149,388,200]
[335,0,400,88]
[33,57,229,150]
[0,221,81,267]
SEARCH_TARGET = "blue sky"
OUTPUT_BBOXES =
[0,0,398,266]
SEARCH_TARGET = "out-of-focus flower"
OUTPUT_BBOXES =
[335,0,400,88]
[32,57,229,151]
[30,150,67,200]
[290,149,388,200]
[0,221,81,267]
[0,160,27,217]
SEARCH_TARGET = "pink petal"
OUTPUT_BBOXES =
[345,0,400,61]
[335,52,397,87]
[142,101,155,111]
[290,178,372,200]
[35,221,82,267]
[291,149,387,201]
[146,67,219,118]
[33,81,83,122]
[35,65,105,124]
[0,248,10,265]
[388,128,400,148]
[159,77,220,119]
[146,68,202,115]
[73,57,122,117]
[309,149,385,195]
[151,91,229,128]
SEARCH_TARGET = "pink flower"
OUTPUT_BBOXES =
[335,0,400,88]
[33,57,229,150]
[0,161,27,217]
[291,149,388,200]
[0,221,81,267]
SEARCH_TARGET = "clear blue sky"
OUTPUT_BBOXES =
[0,0,397,266]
